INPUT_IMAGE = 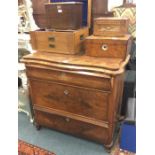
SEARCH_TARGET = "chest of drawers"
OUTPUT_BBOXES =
[22,52,129,148]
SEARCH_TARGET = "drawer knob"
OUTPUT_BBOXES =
[101,44,108,51]
[49,44,55,48]
[65,117,70,122]
[48,36,55,41]
[64,90,69,95]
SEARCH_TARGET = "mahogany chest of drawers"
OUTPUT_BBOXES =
[22,52,130,148]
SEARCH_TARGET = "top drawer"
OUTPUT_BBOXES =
[26,67,112,91]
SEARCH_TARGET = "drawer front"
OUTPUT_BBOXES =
[26,67,111,91]
[35,110,109,144]
[30,79,109,121]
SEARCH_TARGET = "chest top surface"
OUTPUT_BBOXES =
[22,52,130,76]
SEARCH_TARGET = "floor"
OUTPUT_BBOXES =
[18,112,109,155]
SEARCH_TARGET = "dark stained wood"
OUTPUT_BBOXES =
[84,34,132,60]
[22,52,129,148]
[92,0,108,16]
[93,17,129,37]
[32,0,49,28]
[33,14,47,29]
[45,2,83,30]
[32,0,49,14]
[30,28,89,54]
[34,110,109,144]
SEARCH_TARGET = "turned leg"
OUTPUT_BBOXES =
[104,140,114,153]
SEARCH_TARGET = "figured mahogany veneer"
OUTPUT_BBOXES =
[84,35,132,60]
[21,52,129,148]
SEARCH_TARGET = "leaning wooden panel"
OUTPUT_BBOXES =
[30,27,89,54]
[21,52,129,149]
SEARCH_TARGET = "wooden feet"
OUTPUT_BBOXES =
[104,140,114,153]
[35,124,41,130]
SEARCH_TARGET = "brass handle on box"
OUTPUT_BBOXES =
[49,44,55,48]
[48,36,55,41]
[101,44,108,51]
[64,90,69,95]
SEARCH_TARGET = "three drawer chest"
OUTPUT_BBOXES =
[22,52,130,148]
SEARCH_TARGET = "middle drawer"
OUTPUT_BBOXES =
[30,79,109,121]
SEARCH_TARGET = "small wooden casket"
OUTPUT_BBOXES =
[84,34,132,60]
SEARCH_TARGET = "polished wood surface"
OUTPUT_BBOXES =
[30,79,109,121]
[30,28,89,54]
[84,34,132,60]
[45,2,83,30]
[26,67,112,91]
[22,52,129,147]
[93,17,129,37]
[35,111,109,144]
[22,52,125,71]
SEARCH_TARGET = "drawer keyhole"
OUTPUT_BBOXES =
[64,90,69,95]
[65,117,70,122]
[101,44,108,51]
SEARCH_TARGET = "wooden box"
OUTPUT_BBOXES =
[45,2,83,30]
[30,27,89,54]
[84,35,132,60]
[93,17,129,37]
[32,0,92,29]
[21,52,130,149]
[51,0,92,28]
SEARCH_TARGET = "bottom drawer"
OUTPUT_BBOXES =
[35,110,110,144]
